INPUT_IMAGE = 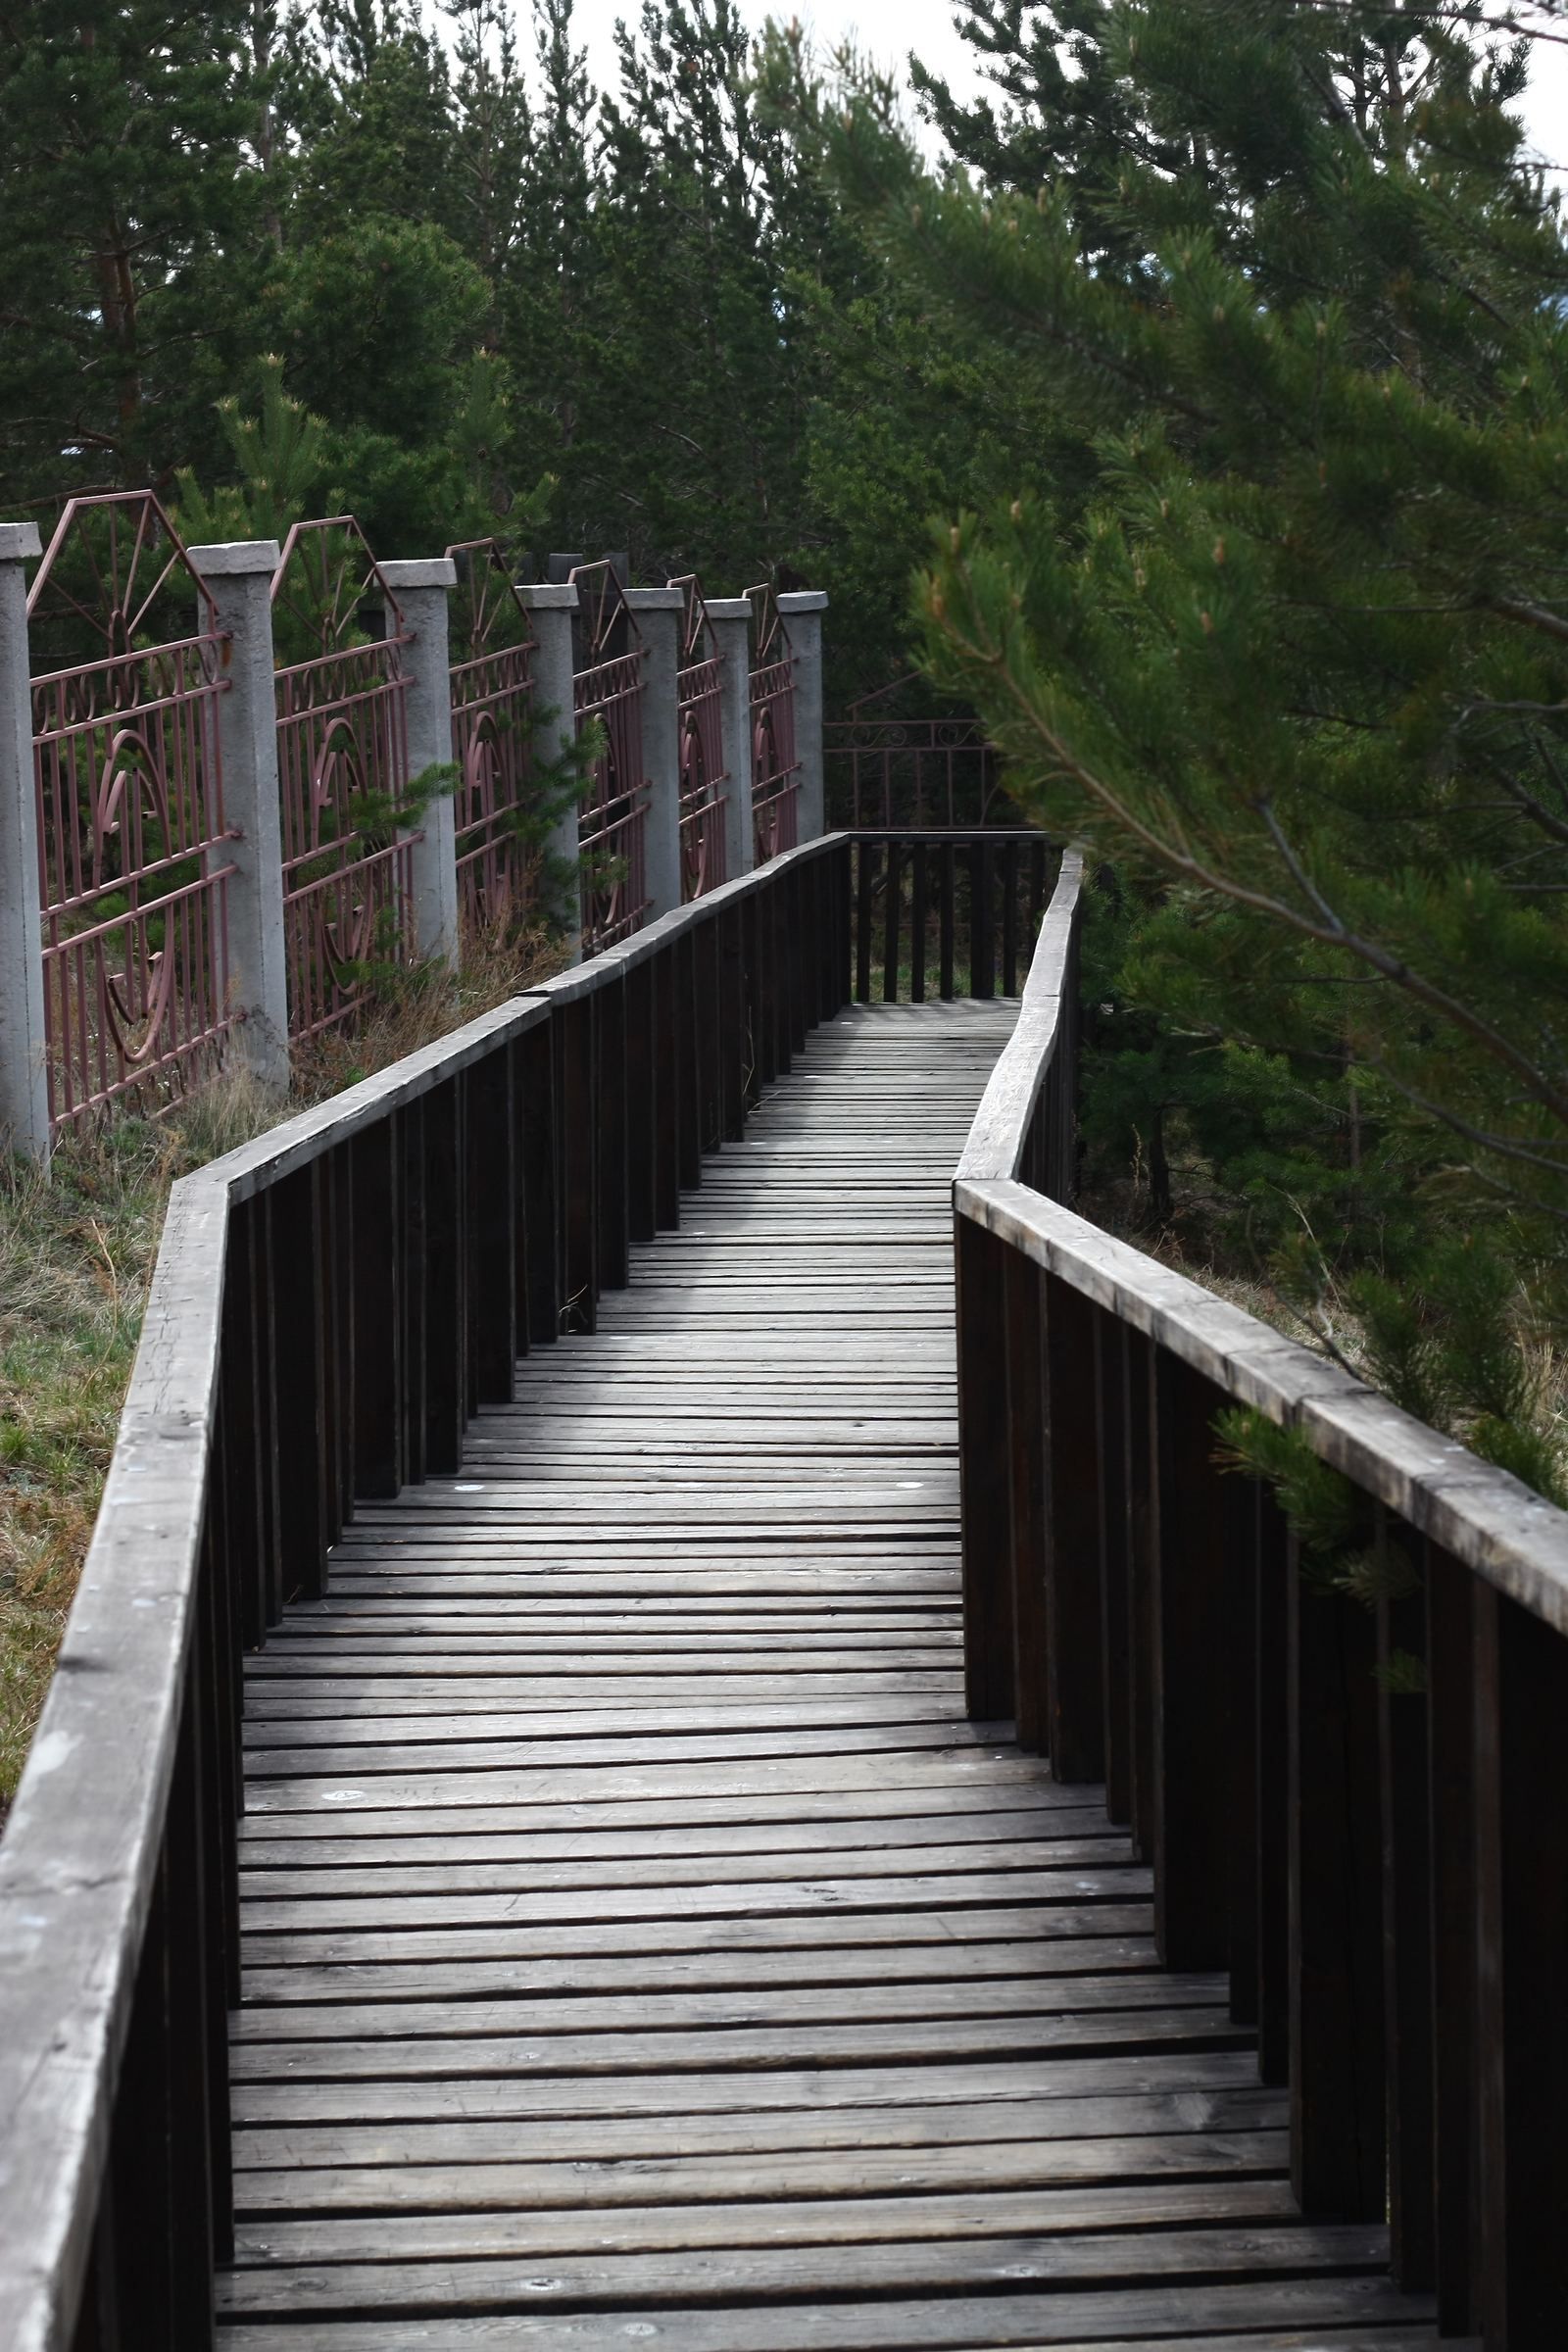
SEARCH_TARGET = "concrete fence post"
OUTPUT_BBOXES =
[0,521,48,1162]
[517,582,581,963]
[706,598,755,883]
[623,586,685,921]
[379,557,460,968]
[777,589,828,842]
[188,540,291,1093]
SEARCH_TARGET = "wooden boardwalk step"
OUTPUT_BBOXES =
[220,999,1438,2349]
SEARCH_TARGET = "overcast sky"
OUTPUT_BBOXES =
[489,0,1566,181]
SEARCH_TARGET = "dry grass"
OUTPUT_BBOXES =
[0,919,564,1817]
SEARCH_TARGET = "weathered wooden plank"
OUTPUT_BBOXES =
[230,2083,1289,2176]
[216,2305,1447,2352]
[215,2222,1391,2317]
[231,2126,1291,2212]
[230,2177,1302,2265]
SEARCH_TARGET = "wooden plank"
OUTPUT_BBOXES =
[231,2126,1291,2212]
[229,2049,1271,2128]
[231,2083,1289,2175]
[215,2224,1393,2317]
[215,2307,1451,2352]
[230,2177,1303,2264]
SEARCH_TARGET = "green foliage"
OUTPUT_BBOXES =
[831,0,1568,1497]
[1214,1405,1421,1605]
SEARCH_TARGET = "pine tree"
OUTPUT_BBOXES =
[0,0,264,501]
[835,0,1568,1475]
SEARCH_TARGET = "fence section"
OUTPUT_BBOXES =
[669,573,727,901]
[445,537,537,933]
[270,518,414,1039]
[571,562,649,954]
[747,583,800,865]
[825,682,1001,829]
[954,850,1568,2345]
[850,829,1050,1003]
[26,493,235,1131]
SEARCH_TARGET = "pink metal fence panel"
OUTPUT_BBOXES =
[271,519,414,1040]
[668,574,727,902]
[446,538,538,932]
[571,563,649,955]
[26,493,235,1133]
[746,584,800,867]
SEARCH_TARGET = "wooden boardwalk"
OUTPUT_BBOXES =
[220,999,1438,2350]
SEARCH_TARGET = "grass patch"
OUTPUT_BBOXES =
[0,919,564,1820]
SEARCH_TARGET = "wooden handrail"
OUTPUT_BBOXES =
[0,824,1054,2352]
[952,842,1568,2335]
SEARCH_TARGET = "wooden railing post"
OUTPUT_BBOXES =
[1255,1482,1292,2086]
[270,1163,328,1595]
[1043,1269,1104,1781]
[1289,1535,1386,2218]
[1095,1308,1133,1825]
[956,1214,1015,1723]
[1474,1581,1568,2346]
[1003,1248,1048,1750]
[352,1120,402,1496]
[468,1045,516,1400]
[596,970,630,1291]
[517,1017,560,1345]
[1426,1540,1478,2332]
[1378,1552,1436,2292]
[1151,1349,1233,1968]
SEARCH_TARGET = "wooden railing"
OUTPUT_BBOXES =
[0,828,1054,2352]
[955,850,1568,2345]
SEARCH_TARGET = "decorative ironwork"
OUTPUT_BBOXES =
[823,680,1001,828]
[570,562,649,955]
[271,518,414,1040]
[668,573,727,901]
[26,492,235,1131]
[746,583,800,867]
[446,538,538,932]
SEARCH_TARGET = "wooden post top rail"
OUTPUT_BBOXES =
[957,1174,1568,1642]
[956,846,1083,1185]
[950,843,1568,1641]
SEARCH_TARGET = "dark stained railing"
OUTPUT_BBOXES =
[0,829,1049,2352]
[956,849,1568,2345]
[27,493,235,1131]
[445,537,538,931]
[849,829,1050,1003]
